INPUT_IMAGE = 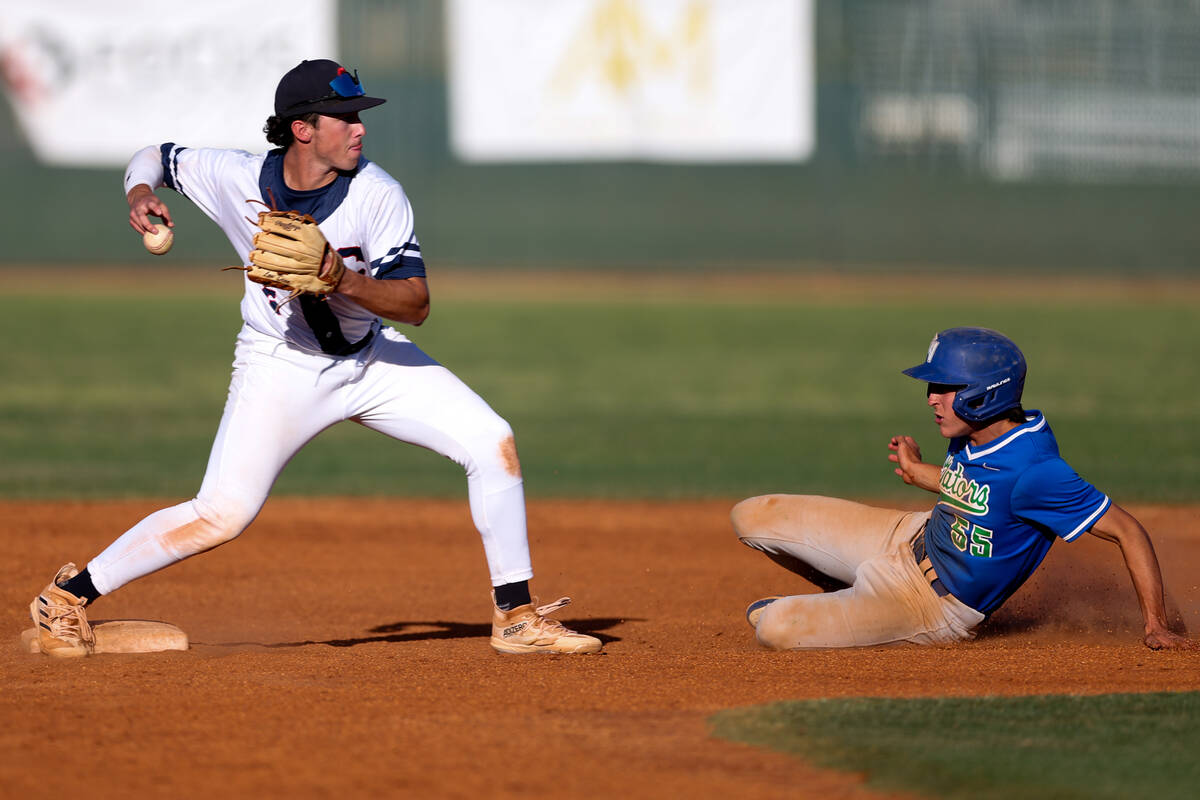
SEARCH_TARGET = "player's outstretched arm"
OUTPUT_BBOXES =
[888,435,941,493]
[1088,504,1199,651]
[337,272,430,326]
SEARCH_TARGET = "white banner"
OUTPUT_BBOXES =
[447,0,814,162]
[0,1,336,167]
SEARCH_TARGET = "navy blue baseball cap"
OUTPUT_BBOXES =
[274,59,386,117]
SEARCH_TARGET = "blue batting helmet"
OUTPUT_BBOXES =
[902,327,1026,423]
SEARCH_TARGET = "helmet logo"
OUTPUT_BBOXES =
[926,334,940,363]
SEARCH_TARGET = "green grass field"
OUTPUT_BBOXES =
[711,692,1200,799]
[3,275,1198,501]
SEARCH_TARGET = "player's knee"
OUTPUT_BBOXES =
[731,495,783,540]
[496,432,521,479]
[187,498,255,551]
[466,418,521,481]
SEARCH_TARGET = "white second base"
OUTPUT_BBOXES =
[22,620,189,655]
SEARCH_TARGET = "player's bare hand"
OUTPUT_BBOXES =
[888,435,942,493]
[888,435,923,483]
[127,184,173,234]
[1143,628,1200,651]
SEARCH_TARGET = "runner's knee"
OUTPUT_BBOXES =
[731,495,784,541]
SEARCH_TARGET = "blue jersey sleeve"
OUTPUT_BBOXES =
[1010,458,1110,542]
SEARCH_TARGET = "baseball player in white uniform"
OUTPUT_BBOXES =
[733,327,1196,652]
[30,59,601,658]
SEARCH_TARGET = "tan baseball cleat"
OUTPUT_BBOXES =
[490,596,602,654]
[29,563,95,658]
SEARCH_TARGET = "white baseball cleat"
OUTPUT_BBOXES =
[29,563,95,658]
[490,596,602,654]
[746,596,783,628]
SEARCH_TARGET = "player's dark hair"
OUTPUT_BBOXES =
[1003,406,1027,423]
[263,113,321,149]
[981,406,1026,425]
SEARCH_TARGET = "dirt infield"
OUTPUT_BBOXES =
[3,498,1199,799]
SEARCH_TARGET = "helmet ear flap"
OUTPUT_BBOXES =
[950,370,1025,423]
[952,386,997,423]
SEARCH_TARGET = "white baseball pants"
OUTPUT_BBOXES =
[732,495,985,649]
[88,326,533,594]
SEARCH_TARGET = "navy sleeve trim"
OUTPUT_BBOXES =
[374,239,426,280]
[159,143,188,197]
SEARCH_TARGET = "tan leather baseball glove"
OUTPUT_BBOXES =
[241,209,346,301]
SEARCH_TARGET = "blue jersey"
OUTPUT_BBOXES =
[925,411,1110,614]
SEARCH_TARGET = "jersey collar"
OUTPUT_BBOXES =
[259,150,364,224]
[963,410,1045,460]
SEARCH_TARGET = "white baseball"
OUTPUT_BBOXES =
[143,223,174,255]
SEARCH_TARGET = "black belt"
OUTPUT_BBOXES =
[911,529,951,598]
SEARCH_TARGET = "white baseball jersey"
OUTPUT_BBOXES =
[158,143,426,354]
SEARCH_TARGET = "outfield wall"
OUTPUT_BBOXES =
[2,0,1198,273]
